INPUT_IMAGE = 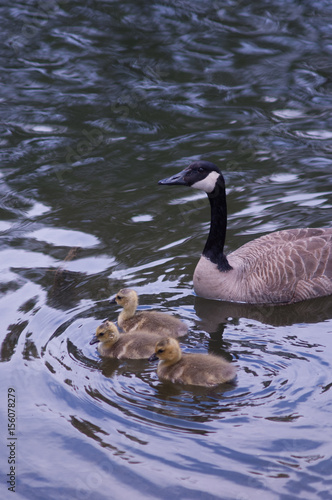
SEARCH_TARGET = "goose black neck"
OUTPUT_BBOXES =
[203,176,232,272]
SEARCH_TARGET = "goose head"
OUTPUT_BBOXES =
[158,161,223,194]
[149,337,182,364]
[110,288,138,309]
[90,320,120,346]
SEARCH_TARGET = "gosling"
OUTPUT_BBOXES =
[90,320,164,359]
[111,288,188,337]
[149,337,236,387]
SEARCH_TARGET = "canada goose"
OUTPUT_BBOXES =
[89,320,163,359]
[110,288,188,337]
[159,161,332,304]
[149,337,236,386]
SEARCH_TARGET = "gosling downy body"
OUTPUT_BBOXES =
[111,288,188,337]
[159,161,332,304]
[149,337,236,387]
[90,320,164,359]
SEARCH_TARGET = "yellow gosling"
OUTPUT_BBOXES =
[90,320,164,359]
[149,337,236,387]
[111,288,188,337]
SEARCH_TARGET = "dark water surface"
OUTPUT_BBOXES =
[1,1,332,499]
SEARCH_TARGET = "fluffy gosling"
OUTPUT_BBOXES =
[111,288,188,337]
[90,320,164,359]
[149,337,236,387]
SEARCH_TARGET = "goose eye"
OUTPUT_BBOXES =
[198,167,204,172]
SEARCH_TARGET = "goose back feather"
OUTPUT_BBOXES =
[194,227,332,303]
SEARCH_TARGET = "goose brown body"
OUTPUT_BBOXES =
[90,321,163,359]
[194,228,332,303]
[159,161,332,304]
[149,337,236,386]
[111,288,188,336]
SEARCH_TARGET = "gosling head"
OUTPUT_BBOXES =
[149,337,182,364]
[90,320,120,346]
[110,288,139,308]
[158,161,223,194]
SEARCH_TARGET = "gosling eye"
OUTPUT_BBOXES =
[157,349,164,354]
[116,295,122,300]
[98,332,104,337]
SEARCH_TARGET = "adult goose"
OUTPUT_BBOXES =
[158,161,332,304]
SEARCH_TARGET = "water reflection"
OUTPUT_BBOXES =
[195,295,332,331]
[0,320,28,362]
[1,0,332,499]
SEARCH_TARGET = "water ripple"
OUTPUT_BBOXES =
[1,1,332,499]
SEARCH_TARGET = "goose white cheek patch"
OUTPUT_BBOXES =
[191,171,220,193]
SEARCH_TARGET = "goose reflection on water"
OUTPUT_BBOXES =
[194,294,332,335]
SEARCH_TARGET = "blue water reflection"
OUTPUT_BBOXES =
[0,1,332,499]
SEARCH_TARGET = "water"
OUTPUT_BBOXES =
[1,1,332,499]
